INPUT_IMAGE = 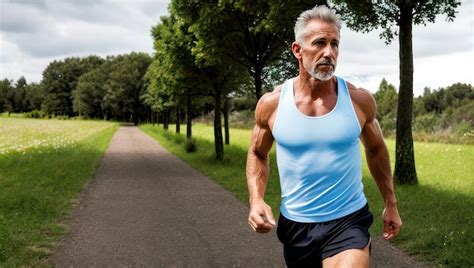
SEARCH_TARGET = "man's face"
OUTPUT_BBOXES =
[295,20,340,81]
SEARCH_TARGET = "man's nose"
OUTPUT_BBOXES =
[322,44,335,58]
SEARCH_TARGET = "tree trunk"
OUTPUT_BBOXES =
[394,4,418,184]
[176,109,181,133]
[214,85,224,160]
[186,94,192,141]
[224,95,230,145]
[163,110,169,130]
[253,65,263,102]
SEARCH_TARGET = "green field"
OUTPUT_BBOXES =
[141,123,473,267]
[0,118,117,266]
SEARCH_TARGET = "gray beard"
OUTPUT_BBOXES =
[308,68,334,81]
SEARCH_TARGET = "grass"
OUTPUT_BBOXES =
[141,123,473,267]
[0,118,118,267]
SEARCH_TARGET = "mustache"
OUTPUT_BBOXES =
[316,59,336,67]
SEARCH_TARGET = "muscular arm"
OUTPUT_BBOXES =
[357,88,402,240]
[246,90,279,233]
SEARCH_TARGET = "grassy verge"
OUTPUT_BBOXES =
[0,120,117,266]
[140,123,473,267]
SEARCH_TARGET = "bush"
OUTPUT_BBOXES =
[194,110,255,129]
[185,138,197,153]
[379,114,396,136]
[162,129,172,140]
[173,134,185,144]
[456,122,472,136]
[24,110,46,119]
[55,115,70,120]
[413,113,438,133]
[228,110,254,129]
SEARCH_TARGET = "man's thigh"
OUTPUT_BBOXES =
[322,244,370,268]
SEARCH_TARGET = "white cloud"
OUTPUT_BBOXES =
[0,0,168,83]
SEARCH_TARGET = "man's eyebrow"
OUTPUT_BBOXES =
[311,37,327,43]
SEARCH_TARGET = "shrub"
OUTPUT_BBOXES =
[185,138,197,153]
[413,113,438,133]
[456,122,472,136]
[228,110,254,129]
[24,110,46,119]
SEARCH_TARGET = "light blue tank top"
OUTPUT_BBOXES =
[272,77,367,223]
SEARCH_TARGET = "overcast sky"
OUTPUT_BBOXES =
[0,0,472,95]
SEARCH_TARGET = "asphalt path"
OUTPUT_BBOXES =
[52,126,428,267]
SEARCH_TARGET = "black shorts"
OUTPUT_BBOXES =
[277,204,373,268]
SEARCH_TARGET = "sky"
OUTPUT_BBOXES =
[0,0,473,96]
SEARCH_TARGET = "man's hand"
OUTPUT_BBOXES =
[248,199,276,233]
[382,205,402,240]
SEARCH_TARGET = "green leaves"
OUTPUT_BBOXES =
[332,0,460,44]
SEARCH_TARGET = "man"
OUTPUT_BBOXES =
[246,5,402,268]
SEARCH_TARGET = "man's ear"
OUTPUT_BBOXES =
[291,42,302,60]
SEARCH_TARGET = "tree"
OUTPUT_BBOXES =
[262,48,299,95]
[174,0,325,103]
[172,1,249,160]
[14,77,28,113]
[102,53,152,124]
[444,82,474,107]
[374,78,398,133]
[24,82,44,111]
[422,87,445,114]
[146,14,215,145]
[332,0,460,184]
[0,79,14,114]
[144,15,186,131]
[73,66,110,118]
[42,56,104,116]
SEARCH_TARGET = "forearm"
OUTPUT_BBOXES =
[246,149,270,203]
[365,144,397,206]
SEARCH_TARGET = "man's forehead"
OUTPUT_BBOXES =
[304,20,340,39]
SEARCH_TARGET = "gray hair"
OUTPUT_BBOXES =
[294,5,341,44]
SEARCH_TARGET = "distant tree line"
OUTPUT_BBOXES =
[375,78,473,142]
[0,52,152,124]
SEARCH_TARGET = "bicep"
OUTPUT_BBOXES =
[250,123,274,159]
[360,118,385,152]
[353,87,383,151]
[249,91,278,158]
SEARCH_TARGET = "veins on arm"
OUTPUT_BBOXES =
[246,90,279,202]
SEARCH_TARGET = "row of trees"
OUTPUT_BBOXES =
[0,53,151,123]
[375,79,473,137]
[0,77,43,114]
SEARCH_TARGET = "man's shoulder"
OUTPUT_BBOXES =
[345,81,376,118]
[257,84,282,110]
[255,84,283,126]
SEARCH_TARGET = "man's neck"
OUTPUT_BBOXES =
[295,73,337,99]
